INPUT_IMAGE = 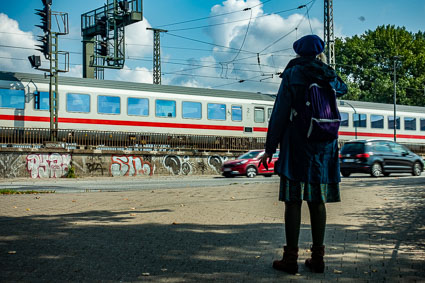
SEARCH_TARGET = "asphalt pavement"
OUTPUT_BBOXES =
[1,175,424,282]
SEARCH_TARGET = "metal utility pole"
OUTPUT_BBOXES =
[393,58,398,142]
[29,0,69,142]
[324,0,335,68]
[147,28,167,85]
[340,101,357,139]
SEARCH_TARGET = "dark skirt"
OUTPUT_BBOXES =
[279,176,341,203]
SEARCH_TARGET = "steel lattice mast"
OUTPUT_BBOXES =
[147,28,167,85]
[324,0,335,68]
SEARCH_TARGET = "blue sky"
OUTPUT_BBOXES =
[1,0,424,94]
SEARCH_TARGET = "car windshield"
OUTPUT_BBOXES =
[238,151,262,159]
[341,143,365,154]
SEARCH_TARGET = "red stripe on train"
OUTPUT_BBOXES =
[2,115,425,139]
[339,131,425,140]
[0,114,245,131]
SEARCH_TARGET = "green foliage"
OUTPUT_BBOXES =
[66,166,76,178]
[335,25,425,106]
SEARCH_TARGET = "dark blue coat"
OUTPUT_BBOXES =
[265,57,348,184]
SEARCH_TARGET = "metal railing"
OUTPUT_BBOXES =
[0,127,266,152]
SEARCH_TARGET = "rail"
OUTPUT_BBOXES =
[0,127,266,153]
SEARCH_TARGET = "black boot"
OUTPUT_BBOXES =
[305,245,325,273]
[272,246,299,274]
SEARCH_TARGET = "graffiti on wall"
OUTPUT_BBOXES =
[208,156,228,173]
[86,155,105,175]
[163,155,193,175]
[0,154,25,178]
[110,155,153,177]
[26,153,71,178]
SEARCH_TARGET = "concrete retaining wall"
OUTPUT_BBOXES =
[0,148,240,179]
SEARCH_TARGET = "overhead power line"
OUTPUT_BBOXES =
[0,55,280,87]
[156,0,273,28]
[166,33,256,54]
[258,0,316,54]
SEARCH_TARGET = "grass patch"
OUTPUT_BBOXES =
[0,189,55,195]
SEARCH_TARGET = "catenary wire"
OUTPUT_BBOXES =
[156,0,272,28]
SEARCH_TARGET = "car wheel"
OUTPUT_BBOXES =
[371,162,383,177]
[341,171,350,177]
[246,166,257,178]
[412,162,422,176]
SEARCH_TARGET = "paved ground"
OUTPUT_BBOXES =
[1,176,424,282]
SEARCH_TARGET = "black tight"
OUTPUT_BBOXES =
[284,201,326,248]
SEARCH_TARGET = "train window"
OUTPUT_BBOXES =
[0,88,25,109]
[182,101,201,119]
[404,117,416,131]
[156,99,176,118]
[254,107,265,123]
[421,118,425,131]
[232,105,242,121]
[128,97,149,116]
[34,91,50,110]
[388,116,400,130]
[66,93,90,113]
[267,108,272,121]
[98,95,120,114]
[353,113,366,128]
[207,103,226,120]
[340,112,349,127]
[371,115,384,129]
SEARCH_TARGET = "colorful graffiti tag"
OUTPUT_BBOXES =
[163,155,193,175]
[26,153,71,178]
[110,155,153,176]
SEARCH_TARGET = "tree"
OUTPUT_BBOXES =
[335,25,425,106]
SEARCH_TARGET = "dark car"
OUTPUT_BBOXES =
[340,140,424,177]
[222,150,279,178]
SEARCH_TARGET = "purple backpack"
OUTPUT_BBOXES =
[290,83,341,141]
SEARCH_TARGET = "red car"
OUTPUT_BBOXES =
[222,150,279,178]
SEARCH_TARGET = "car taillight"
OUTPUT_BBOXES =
[356,153,370,158]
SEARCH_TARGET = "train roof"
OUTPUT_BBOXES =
[337,99,425,114]
[0,71,276,102]
[0,71,424,113]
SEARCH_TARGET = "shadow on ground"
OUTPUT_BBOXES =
[1,179,424,282]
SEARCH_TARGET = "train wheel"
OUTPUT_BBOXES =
[412,162,422,176]
[246,166,257,178]
[371,162,383,177]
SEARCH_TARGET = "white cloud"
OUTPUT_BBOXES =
[176,1,325,93]
[65,65,82,78]
[0,13,42,73]
[116,66,152,84]
[125,17,153,58]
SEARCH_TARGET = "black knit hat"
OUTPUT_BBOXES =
[293,34,325,56]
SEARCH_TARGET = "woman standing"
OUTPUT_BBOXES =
[260,34,348,274]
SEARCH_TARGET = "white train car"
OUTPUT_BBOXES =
[0,71,274,137]
[1,71,425,146]
[336,100,425,145]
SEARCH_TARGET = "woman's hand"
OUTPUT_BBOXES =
[259,152,272,170]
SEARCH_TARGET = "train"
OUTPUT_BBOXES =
[1,70,425,151]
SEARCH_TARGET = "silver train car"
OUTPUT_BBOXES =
[1,71,425,146]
